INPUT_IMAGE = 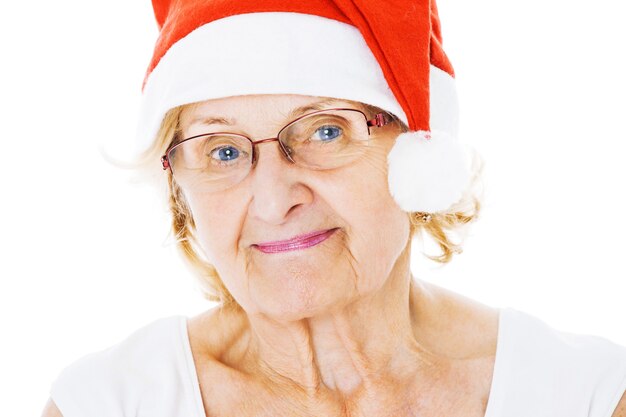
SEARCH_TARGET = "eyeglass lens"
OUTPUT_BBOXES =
[168,109,370,192]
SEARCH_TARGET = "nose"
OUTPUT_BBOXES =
[248,139,313,225]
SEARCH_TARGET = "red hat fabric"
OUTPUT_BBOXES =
[146,0,453,132]
[139,0,472,213]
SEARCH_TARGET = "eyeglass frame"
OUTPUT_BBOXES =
[160,107,392,172]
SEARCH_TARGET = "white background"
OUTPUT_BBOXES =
[0,1,624,415]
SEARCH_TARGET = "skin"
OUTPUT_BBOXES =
[43,93,501,417]
[178,94,498,416]
[39,93,626,416]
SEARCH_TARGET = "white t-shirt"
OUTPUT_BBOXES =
[49,307,626,417]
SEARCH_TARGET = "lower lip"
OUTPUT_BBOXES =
[253,229,338,254]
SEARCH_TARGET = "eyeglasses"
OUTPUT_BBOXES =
[161,107,391,192]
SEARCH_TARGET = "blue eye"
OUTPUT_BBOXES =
[313,125,342,142]
[211,146,240,161]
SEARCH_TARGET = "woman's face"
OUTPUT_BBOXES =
[178,94,410,320]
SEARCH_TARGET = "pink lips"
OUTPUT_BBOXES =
[253,228,338,254]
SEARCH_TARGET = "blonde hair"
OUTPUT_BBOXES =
[128,101,484,306]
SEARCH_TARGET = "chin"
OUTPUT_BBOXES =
[248,269,355,322]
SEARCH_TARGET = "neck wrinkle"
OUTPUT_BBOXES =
[241,242,432,400]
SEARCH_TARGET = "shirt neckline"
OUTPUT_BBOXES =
[482,306,507,417]
[178,307,508,417]
[178,316,209,417]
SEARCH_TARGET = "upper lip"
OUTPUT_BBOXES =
[253,228,337,247]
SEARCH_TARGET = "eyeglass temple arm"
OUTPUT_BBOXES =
[367,112,390,128]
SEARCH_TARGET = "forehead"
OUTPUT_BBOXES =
[179,94,368,129]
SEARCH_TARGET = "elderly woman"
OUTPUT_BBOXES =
[43,1,626,416]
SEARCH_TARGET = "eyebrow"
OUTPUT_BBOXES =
[188,98,353,127]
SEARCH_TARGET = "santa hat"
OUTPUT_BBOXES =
[139,0,471,213]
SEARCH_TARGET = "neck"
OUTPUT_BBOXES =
[240,244,435,397]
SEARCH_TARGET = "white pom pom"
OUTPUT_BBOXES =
[387,130,471,213]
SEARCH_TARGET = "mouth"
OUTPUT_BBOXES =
[252,228,339,254]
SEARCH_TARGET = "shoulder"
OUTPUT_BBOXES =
[419,281,626,417]
[502,307,626,372]
[497,307,626,417]
[52,315,184,383]
[49,315,186,416]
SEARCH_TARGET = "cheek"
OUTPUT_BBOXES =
[327,150,410,281]
[182,189,246,265]
[343,147,406,232]
[350,192,409,271]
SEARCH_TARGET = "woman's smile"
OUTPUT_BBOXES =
[252,228,340,254]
